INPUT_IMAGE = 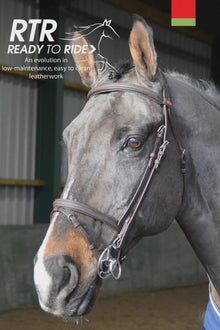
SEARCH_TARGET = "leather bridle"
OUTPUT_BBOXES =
[52,81,181,280]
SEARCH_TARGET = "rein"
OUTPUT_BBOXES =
[52,81,183,280]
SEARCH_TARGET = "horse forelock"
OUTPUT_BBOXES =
[93,62,162,92]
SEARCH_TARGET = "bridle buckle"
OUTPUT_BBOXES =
[155,140,169,169]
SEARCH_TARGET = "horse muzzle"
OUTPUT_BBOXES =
[34,253,100,317]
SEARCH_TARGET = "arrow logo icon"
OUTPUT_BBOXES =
[89,45,96,54]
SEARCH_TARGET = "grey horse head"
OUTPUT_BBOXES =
[33,15,186,318]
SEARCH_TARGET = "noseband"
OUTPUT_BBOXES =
[52,81,180,280]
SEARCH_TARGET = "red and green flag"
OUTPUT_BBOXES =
[171,0,196,26]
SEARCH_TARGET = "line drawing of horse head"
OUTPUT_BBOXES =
[63,18,120,73]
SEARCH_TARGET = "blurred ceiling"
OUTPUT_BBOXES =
[143,0,220,34]
[103,0,220,42]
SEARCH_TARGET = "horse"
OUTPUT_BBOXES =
[33,14,220,327]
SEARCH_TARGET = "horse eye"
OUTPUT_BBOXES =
[123,137,143,150]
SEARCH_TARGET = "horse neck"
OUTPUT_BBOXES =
[166,72,220,215]
[166,73,220,297]
[165,73,220,141]
[165,72,220,177]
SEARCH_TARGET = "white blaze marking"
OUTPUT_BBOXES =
[61,176,75,199]
[34,214,57,307]
[34,176,75,312]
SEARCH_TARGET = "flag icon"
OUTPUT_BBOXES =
[171,0,196,26]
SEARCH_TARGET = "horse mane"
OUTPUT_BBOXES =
[107,61,220,111]
[168,71,220,110]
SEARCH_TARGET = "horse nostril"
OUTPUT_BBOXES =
[44,255,79,298]
[57,257,79,297]
[59,266,71,293]
[63,266,71,283]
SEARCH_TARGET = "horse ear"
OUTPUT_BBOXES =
[129,15,157,81]
[72,32,97,87]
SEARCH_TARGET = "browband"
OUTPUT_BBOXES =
[88,83,164,106]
